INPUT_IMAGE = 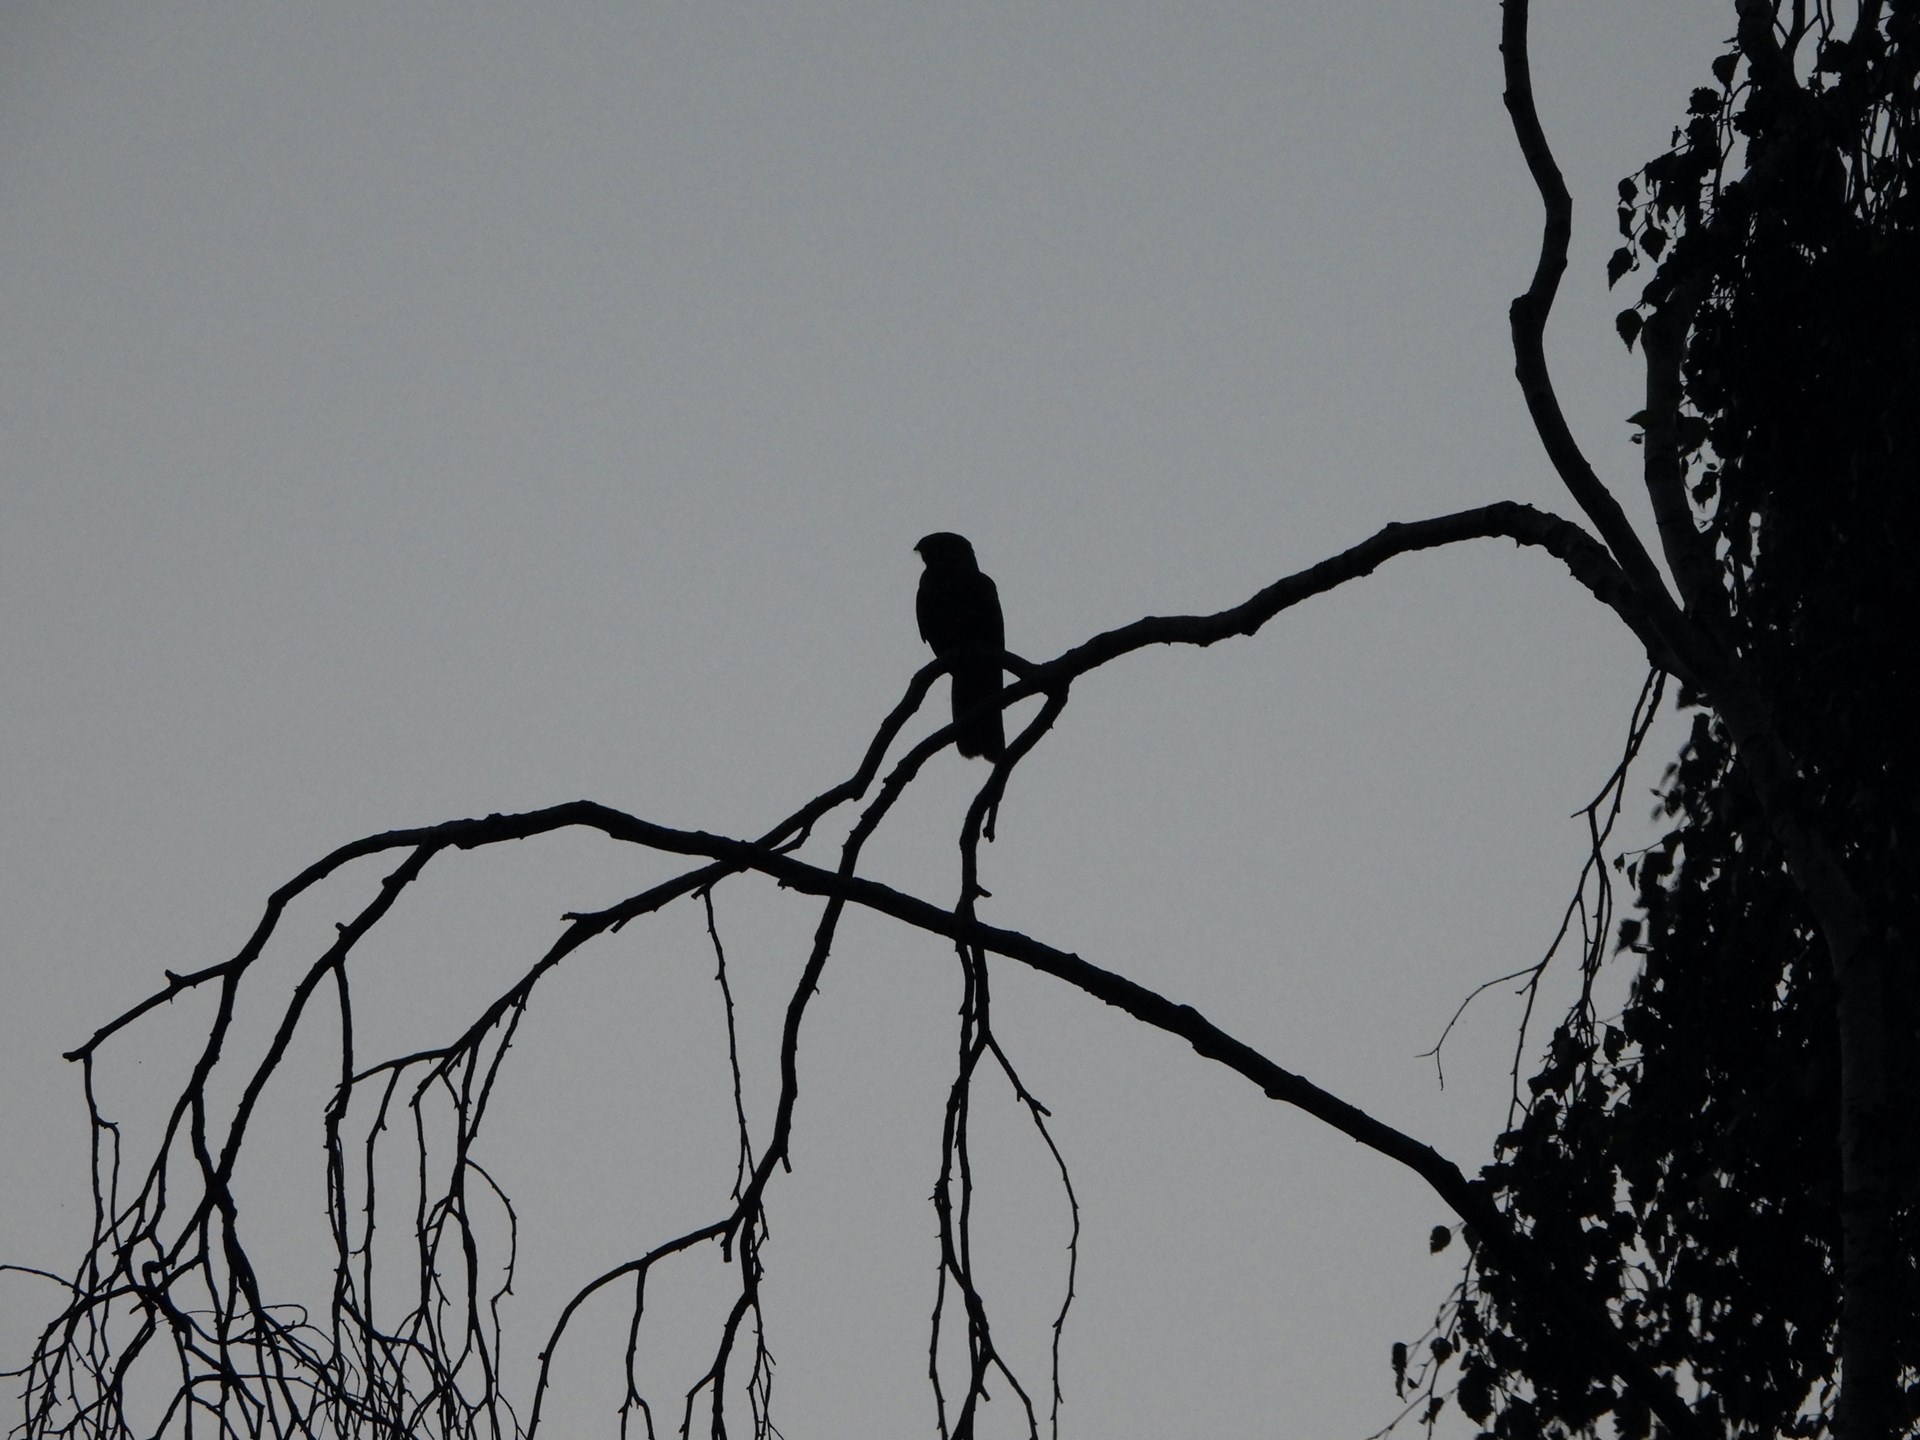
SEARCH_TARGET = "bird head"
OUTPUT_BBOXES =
[914,532,977,566]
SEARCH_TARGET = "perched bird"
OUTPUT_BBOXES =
[914,532,1006,760]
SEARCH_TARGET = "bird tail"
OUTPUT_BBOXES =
[951,663,1005,760]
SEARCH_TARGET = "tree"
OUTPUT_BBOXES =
[5,2,1912,1438]
[1437,5,1920,1438]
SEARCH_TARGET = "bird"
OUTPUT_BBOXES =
[914,532,1006,760]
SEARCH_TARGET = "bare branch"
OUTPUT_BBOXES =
[525,1221,731,1439]
[1498,1,1699,642]
[259,798,1702,1440]
[1023,499,1690,685]
[29,496,1728,1440]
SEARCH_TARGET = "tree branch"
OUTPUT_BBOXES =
[46,498,1716,1440]
[222,798,1699,1440]
[66,497,1688,1078]
[1019,500,1689,688]
[1498,1,1700,642]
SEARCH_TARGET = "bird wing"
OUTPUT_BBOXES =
[918,567,1003,656]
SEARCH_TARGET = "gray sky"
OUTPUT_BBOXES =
[2,3,1728,1435]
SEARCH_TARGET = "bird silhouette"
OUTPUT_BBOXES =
[914,532,1006,760]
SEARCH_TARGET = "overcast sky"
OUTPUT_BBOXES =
[2,3,1730,1435]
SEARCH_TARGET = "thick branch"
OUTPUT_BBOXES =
[1498,2,1692,629]
[1734,0,1799,94]
[66,498,1687,1073]
[1023,500,1688,686]
[1696,680,1900,1440]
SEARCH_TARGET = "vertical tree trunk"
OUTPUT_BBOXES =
[1832,930,1898,1440]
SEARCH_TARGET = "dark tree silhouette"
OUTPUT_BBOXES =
[8,3,1914,1438]
[1407,5,1919,1439]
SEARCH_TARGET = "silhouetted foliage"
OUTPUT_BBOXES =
[1439,4,1920,1436]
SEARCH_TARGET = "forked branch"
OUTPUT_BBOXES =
[21,492,1714,1440]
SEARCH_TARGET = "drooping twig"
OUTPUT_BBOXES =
[25,499,1717,1440]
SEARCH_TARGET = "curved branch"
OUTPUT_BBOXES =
[67,498,1685,1077]
[48,498,1714,1440]
[311,799,1703,1440]
[1498,1,1686,622]
[700,834,1708,1439]
[1023,499,1688,683]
